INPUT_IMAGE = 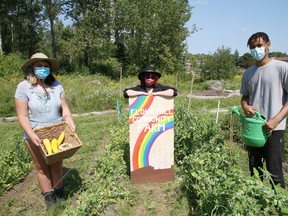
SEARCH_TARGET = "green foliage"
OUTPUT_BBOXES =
[90,57,122,79]
[201,46,239,80]
[0,135,32,195]
[2,99,288,215]
[219,112,243,144]
[181,144,288,215]
[174,101,220,163]
[270,52,288,58]
[0,1,44,56]
[174,104,288,215]
[0,52,24,78]
[62,123,131,215]
[0,80,17,117]
[60,74,120,114]
[238,52,255,69]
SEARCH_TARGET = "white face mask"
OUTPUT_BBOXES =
[250,46,266,61]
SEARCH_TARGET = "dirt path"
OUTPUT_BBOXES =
[129,183,177,215]
[0,120,111,216]
[107,175,188,216]
[0,170,45,216]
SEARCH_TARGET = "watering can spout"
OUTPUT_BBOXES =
[231,106,240,116]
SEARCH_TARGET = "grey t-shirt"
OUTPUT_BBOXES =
[240,59,288,130]
[15,79,64,129]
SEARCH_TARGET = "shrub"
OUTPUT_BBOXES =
[0,52,24,79]
[0,135,32,195]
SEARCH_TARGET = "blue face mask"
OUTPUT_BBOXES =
[250,47,266,61]
[34,67,50,79]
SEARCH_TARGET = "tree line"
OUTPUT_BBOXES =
[0,0,192,77]
[1,0,287,80]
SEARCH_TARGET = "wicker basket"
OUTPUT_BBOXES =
[33,121,82,165]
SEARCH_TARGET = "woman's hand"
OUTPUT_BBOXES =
[152,89,174,97]
[61,96,76,134]
[147,89,153,96]
[64,115,76,134]
[126,89,148,97]
[29,133,41,146]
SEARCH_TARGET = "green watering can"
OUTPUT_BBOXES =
[231,106,270,147]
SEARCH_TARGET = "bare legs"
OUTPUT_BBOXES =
[24,139,63,193]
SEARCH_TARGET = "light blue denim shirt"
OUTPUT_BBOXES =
[15,79,65,139]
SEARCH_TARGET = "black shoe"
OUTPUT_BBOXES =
[44,190,57,210]
[55,187,66,203]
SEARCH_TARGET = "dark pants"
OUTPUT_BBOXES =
[248,130,285,188]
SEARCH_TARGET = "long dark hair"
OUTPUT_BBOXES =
[44,74,56,86]
[139,73,160,88]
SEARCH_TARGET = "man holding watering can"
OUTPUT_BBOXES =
[240,32,288,188]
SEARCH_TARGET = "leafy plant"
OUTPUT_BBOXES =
[62,121,131,215]
[174,104,288,215]
[0,135,32,195]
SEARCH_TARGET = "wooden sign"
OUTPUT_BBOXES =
[128,95,174,184]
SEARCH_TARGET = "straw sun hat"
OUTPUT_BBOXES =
[21,53,60,73]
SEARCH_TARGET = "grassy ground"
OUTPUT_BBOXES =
[1,91,288,215]
[1,115,288,216]
[0,109,250,216]
[115,179,189,216]
[0,114,118,216]
[0,112,191,216]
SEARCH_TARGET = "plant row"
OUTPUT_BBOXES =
[174,104,288,215]
[0,135,32,195]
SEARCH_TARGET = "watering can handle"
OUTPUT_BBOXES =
[254,110,271,137]
[253,110,267,122]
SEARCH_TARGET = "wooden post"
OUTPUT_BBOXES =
[119,67,122,98]
[187,72,195,113]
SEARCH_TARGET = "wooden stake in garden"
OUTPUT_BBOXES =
[119,66,123,99]
[187,72,195,113]
[229,110,234,167]
[216,100,220,124]
[175,71,179,90]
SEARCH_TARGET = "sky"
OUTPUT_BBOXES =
[186,0,288,55]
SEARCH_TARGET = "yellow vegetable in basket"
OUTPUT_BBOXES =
[58,131,65,146]
[43,138,52,155]
[51,138,59,153]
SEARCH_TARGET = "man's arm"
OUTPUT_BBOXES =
[265,100,288,133]
[241,95,257,117]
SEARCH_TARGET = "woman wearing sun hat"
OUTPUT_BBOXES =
[15,52,76,209]
[123,66,177,98]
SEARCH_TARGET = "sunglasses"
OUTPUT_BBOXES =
[145,75,156,80]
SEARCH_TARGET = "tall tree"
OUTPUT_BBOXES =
[0,0,43,57]
[41,0,63,58]
[238,53,255,69]
[114,0,191,74]
[63,0,115,68]
[201,46,238,80]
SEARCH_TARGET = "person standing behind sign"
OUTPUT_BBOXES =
[123,66,177,98]
[240,32,288,188]
[15,52,76,209]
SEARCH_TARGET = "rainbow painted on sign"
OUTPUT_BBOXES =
[129,95,154,124]
[132,110,174,170]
